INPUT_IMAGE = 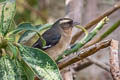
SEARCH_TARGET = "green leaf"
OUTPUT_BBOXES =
[21,60,35,80]
[18,45,62,80]
[18,24,51,44]
[7,42,35,80]
[9,23,35,34]
[0,56,27,80]
[7,42,18,58]
[0,0,16,36]
[12,59,28,80]
[10,23,47,47]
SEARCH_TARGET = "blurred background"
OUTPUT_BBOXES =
[15,0,120,80]
[15,0,65,25]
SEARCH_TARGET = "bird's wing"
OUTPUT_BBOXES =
[32,28,61,50]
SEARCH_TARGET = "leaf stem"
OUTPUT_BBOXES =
[75,25,88,36]
[84,19,120,48]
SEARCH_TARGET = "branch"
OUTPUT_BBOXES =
[71,60,93,71]
[58,40,111,69]
[109,40,120,80]
[86,57,110,72]
[70,57,110,72]
[62,69,73,80]
[84,19,120,48]
[70,2,120,44]
[56,17,109,62]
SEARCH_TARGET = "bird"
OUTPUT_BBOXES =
[32,18,78,60]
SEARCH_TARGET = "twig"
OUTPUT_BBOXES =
[84,19,120,48]
[58,40,111,69]
[71,60,93,71]
[62,60,93,80]
[86,57,110,72]
[62,69,73,80]
[71,57,110,72]
[70,2,120,44]
[56,17,109,62]
[109,40,120,80]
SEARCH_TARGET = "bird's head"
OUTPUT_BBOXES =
[59,18,73,30]
[52,18,80,35]
[53,18,80,29]
[57,18,80,34]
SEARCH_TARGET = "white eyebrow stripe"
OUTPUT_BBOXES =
[60,20,71,24]
[42,45,52,49]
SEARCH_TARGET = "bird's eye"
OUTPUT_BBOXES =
[60,23,71,29]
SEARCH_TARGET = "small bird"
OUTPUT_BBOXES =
[32,18,77,60]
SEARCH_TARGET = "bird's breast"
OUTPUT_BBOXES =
[45,30,72,60]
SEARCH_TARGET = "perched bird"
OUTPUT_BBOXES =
[32,18,77,60]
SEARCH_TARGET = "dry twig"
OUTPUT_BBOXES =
[58,40,111,69]
[72,60,92,71]
[109,40,120,80]
[61,69,73,80]
[86,57,110,72]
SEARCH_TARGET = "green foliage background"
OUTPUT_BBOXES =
[15,0,47,25]
[15,0,65,25]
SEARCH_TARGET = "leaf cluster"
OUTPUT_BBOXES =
[0,0,62,80]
